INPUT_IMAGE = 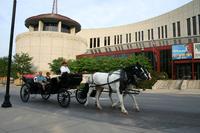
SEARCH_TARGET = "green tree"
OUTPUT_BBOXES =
[49,57,65,74]
[0,57,8,77]
[13,53,33,76]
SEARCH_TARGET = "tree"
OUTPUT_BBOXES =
[49,57,65,74]
[0,57,8,77]
[13,53,33,76]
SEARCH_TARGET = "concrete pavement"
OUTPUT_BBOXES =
[0,85,200,133]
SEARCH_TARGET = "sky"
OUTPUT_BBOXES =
[0,0,192,57]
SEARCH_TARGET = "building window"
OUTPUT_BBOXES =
[161,26,164,38]
[177,21,181,37]
[114,35,116,44]
[94,38,96,48]
[148,29,150,40]
[104,37,107,46]
[61,24,70,33]
[151,28,154,40]
[158,27,160,39]
[192,16,197,35]
[135,32,137,42]
[117,35,119,44]
[97,38,100,47]
[198,15,200,34]
[44,22,58,32]
[126,34,128,43]
[33,25,38,31]
[172,23,176,37]
[165,25,168,38]
[108,36,110,45]
[187,18,191,36]
[90,38,93,48]
[138,31,140,41]
[129,33,131,42]
[141,31,144,41]
[120,35,122,44]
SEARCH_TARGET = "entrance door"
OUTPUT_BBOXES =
[176,64,192,79]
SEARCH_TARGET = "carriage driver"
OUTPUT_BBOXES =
[60,61,70,74]
[34,71,47,91]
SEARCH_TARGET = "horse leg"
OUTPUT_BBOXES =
[96,87,103,110]
[84,86,94,107]
[111,94,126,108]
[129,93,140,112]
[116,88,128,114]
[109,89,115,107]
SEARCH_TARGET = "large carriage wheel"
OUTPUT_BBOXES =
[57,88,70,108]
[20,84,30,102]
[75,89,87,104]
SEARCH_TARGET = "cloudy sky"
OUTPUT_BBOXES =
[0,0,192,57]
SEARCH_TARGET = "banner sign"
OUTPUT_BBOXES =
[194,43,200,59]
[172,44,193,60]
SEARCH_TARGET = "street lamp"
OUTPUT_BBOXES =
[2,0,17,108]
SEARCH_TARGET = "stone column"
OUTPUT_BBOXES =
[70,27,75,35]
[58,21,62,32]
[38,21,44,31]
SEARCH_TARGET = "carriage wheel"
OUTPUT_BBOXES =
[20,84,30,102]
[57,88,70,108]
[75,89,87,104]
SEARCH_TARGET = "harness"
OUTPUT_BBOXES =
[89,70,128,94]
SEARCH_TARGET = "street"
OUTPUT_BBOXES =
[0,85,200,133]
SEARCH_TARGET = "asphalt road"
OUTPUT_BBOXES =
[0,85,200,133]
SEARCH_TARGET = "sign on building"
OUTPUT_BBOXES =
[172,44,193,60]
[193,43,200,59]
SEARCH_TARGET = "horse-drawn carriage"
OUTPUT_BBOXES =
[20,63,151,114]
[20,73,87,107]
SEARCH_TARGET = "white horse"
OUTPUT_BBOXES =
[84,64,151,114]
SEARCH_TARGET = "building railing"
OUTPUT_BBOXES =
[85,35,200,54]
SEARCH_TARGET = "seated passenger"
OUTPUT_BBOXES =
[34,71,47,91]
[45,72,51,82]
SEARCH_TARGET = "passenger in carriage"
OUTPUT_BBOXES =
[34,71,47,91]
[45,72,51,82]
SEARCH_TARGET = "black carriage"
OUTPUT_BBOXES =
[20,73,87,107]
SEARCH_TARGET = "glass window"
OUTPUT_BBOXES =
[165,25,168,38]
[161,26,164,38]
[90,38,93,48]
[33,25,38,31]
[117,35,119,44]
[177,21,181,37]
[151,28,154,40]
[104,37,107,46]
[172,22,176,37]
[198,15,200,34]
[129,33,131,42]
[148,29,150,40]
[141,31,144,41]
[114,35,116,44]
[61,24,70,33]
[126,34,128,43]
[43,22,58,32]
[138,32,141,41]
[187,18,191,36]
[158,27,160,39]
[97,38,100,47]
[108,36,110,45]
[135,32,137,42]
[94,38,96,48]
[120,35,122,44]
[192,16,197,35]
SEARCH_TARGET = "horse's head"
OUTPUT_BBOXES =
[124,63,151,81]
[134,63,151,80]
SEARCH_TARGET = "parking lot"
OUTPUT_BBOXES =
[0,85,200,133]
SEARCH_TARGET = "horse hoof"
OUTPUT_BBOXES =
[122,112,128,115]
[135,109,140,112]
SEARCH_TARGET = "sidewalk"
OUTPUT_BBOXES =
[144,88,200,95]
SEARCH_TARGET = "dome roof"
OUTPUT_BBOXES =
[25,13,81,33]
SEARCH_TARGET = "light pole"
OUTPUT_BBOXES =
[2,0,17,108]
